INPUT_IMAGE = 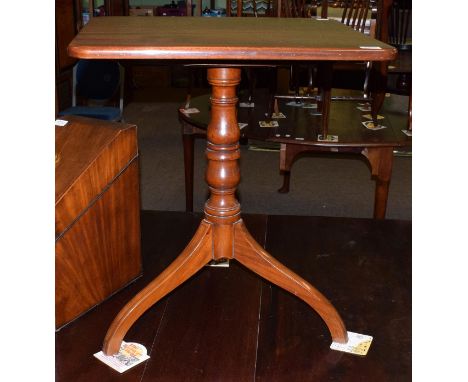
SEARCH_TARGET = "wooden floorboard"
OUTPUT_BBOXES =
[255,215,411,381]
[55,211,411,381]
[55,211,210,382]
[141,214,267,382]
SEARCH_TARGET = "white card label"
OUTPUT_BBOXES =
[330,331,373,356]
[94,342,150,373]
[362,114,384,121]
[180,107,200,114]
[401,129,412,137]
[271,112,286,119]
[357,106,372,112]
[286,101,304,107]
[55,119,68,127]
[259,120,279,128]
[317,134,339,142]
[239,102,255,108]
[362,121,387,130]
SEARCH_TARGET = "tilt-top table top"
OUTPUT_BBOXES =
[68,16,396,62]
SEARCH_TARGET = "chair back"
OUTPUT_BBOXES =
[72,59,124,115]
[340,0,374,34]
[388,0,411,50]
[228,0,275,17]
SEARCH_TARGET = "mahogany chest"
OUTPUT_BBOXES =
[55,116,141,328]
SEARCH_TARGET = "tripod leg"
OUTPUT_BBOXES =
[102,220,213,355]
[233,221,348,344]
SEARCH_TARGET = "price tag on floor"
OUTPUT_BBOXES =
[55,119,68,127]
[330,331,373,356]
[94,342,150,373]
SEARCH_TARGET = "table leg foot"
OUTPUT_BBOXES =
[233,220,348,344]
[278,171,291,193]
[102,220,213,355]
[362,147,394,219]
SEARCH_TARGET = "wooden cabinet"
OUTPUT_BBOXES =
[55,116,142,328]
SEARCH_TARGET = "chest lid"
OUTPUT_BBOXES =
[55,116,138,238]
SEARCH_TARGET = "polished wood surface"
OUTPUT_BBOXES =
[55,116,138,237]
[101,68,347,356]
[55,116,141,328]
[180,92,409,147]
[68,16,398,359]
[179,91,410,218]
[56,0,79,71]
[56,211,412,381]
[68,17,396,62]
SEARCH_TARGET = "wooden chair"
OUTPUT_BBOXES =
[386,0,411,130]
[276,0,396,199]
[323,0,378,103]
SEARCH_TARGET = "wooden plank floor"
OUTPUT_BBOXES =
[56,211,411,381]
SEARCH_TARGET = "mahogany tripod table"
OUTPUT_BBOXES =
[69,16,396,357]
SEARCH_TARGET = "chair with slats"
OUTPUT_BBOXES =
[386,0,412,130]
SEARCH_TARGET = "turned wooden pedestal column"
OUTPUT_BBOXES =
[101,67,348,356]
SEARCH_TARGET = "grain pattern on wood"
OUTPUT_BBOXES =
[55,116,141,328]
[55,211,411,381]
[233,220,348,344]
[55,116,138,238]
[56,211,206,382]
[68,17,396,61]
[141,214,268,382]
[56,160,141,328]
[255,215,411,381]
[102,220,213,355]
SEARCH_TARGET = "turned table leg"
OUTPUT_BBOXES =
[102,66,348,356]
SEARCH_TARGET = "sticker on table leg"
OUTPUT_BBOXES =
[206,259,230,267]
[330,331,373,356]
[94,342,150,373]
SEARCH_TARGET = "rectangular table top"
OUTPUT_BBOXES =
[68,16,396,62]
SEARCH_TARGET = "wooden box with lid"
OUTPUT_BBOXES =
[55,115,142,329]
